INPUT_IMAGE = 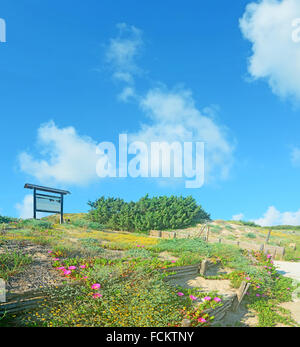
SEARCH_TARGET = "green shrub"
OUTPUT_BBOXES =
[18,219,53,230]
[0,216,18,224]
[88,194,210,232]
[246,232,257,239]
[240,221,259,227]
[70,219,104,230]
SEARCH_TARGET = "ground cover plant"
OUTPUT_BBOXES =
[0,211,299,327]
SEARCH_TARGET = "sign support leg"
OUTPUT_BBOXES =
[60,194,64,224]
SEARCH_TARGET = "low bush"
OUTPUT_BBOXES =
[18,219,53,230]
[88,195,210,232]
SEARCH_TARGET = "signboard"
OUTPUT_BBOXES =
[24,183,70,224]
[36,194,61,213]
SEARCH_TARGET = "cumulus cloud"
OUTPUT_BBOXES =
[106,23,143,85]
[19,121,99,186]
[254,206,300,226]
[240,0,300,101]
[129,87,235,182]
[15,195,33,219]
[232,213,245,221]
[104,24,235,183]
[290,146,300,166]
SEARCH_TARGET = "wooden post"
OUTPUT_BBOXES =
[33,188,37,220]
[181,319,191,327]
[60,194,64,224]
[200,260,208,276]
[231,281,251,312]
[266,229,271,244]
[206,226,210,242]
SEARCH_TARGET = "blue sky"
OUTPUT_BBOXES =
[1,0,300,226]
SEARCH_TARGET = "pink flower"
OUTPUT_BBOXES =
[287,288,290,291]
[267,254,272,259]
[256,285,260,289]
[190,295,197,301]
[82,276,88,280]
[79,265,86,269]
[48,251,52,254]
[63,270,71,275]
[57,267,65,270]
[256,294,260,297]
[268,272,271,274]
[177,292,184,296]
[53,258,60,261]
[198,317,207,323]
[246,277,251,281]
[92,293,102,299]
[68,266,77,270]
[171,261,176,263]
[213,297,221,302]
[203,296,211,301]
[91,283,101,290]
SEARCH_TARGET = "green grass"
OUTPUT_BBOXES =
[0,250,33,280]
[1,214,300,327]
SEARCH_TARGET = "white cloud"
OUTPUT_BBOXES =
[118,86,136,102]
[15,195,47,219]
[240,0,300,101]
[15,194,33,219]
[253,205,300,226]
[19,121,99,186]
[232,213,245,221]
[106,23,143,85]
[129,87,235,182]
[290,146,300,166]
[106,23,235,183]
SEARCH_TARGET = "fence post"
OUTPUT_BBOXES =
[266,229,271,244]
[181,319,191,327]
[199,260,208,276]
[231,281,251,312]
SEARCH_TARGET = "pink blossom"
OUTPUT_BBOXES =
[48,251,52,254]
[177,292,184,296]
[92,293,102,299]
[79,265,86,269]
[213,297,221,303]
[63,270,71,275]
[246,277,251,281]
[68,266,77,270]
[53,258,60,261]
[57,267,65,270]
[91,283,101,290]
[203,296,211,301]
[190,295,197,301]
[267,254,272,259]
[198,317,207,323]
[256,294,260,297]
